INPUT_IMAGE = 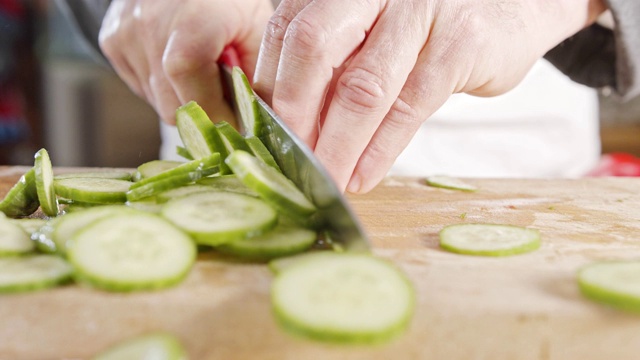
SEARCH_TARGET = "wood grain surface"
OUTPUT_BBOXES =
[2,166,640,359]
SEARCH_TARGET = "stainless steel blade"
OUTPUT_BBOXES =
[221,66,369,252]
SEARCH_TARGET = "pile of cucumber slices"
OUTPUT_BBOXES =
[0,67,417,348]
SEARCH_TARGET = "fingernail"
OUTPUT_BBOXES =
[346,174,362,194]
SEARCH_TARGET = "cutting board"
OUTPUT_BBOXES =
[2,166,640,359]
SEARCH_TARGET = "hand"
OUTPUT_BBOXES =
[99,0,274,125]
[254,0,606,193]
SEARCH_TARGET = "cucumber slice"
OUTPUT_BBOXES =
[0,168,39,218]
[271,253,415,344]
[126,198,165,213]
[245,136,281,172]
[232,66,262,136]
[155,184,215,203]
[176,146,194,161]
[197,175,258,197]
[135,160,184,180]
[217,224,317,260]
[93,332,187,360]
[439,223,541,256]
[0,255,72,293]
[0,218,35,256]
[225,151,316,223]
[55,171,133,181]
[126,166,218,202]
[53,205,136,256]
[176,101,230,174]
[10,218,47,236]
[30,218,59,254]
[578,261,640,313]
[68,211,196,292]
[34,148,59,217]
[54,178,132,204]
[130,153,220,190]
[425,175,477,192]
[216,121,252,153]
[162,191,277,246]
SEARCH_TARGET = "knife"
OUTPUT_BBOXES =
[218,49,369,252]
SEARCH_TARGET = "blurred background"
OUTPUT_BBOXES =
[0,1,639,170]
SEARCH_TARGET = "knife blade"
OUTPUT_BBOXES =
[218,55,369,252]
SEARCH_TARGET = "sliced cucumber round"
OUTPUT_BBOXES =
[53,205,137,256]
[176,101,229,168]
[10,218,47,236]
[34,148,59,217]
[216,121,252,153]
[271,253,414,344]
[67,211,196,292]
[155,184,215,203]
[162,191,277,246]
[425,175,477,192]
[245,136,281,172]
[54,178,132,204]
[93,332,187,360]
[578,261,640,313]
[55,171,133,181]
[0,218,35,256]
[197,175,258,197]
[232,66,262,137]
[218,224,317,260]
[439,223,541,256]
[126,167,218,202]
[130,153,219,190]
[135,160,184,180]
[0,168,39,218]
[225,151,316,223]
[0,255,72,293]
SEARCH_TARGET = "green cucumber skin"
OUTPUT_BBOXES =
[126,167,219,202]
[0,168,40,218]
[176,146,194,161]
[34,148,59,217]
[54,171,133,181]
[245,137,282,172]
[578,277,640,314]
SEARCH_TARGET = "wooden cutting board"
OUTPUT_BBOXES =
[2,166,640,359]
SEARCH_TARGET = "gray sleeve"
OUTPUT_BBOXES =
[54,0,111,62]
[544,0,640,101]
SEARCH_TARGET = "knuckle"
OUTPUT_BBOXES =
[264,12,291,45]
[386,95,423,130]
[284,17,327,55]
[335,67,388,114]
[162,50,210,79]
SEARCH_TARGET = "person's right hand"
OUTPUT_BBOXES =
[99,0,274,126]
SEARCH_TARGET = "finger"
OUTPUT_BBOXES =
[253,0,311,104]
[234,0,274,83]
[99,0,146,98]
[347,33,459,193]
[314,2,430,191]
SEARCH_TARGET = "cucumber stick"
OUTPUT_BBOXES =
[67,211,196,292]
[34,148,59,216]
[225,151,316,224]
[578,261,640,313]
[439,224,540,256]
[271,253,414,344]
[0,255,72,293]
